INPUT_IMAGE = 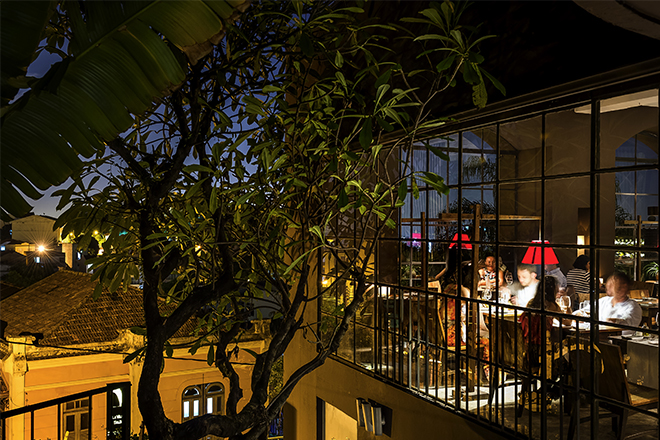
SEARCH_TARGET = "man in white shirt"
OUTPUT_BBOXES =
[509,264,539,307]
[574,271,642,335]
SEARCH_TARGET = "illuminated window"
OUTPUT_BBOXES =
[62,398,89,440]
[182,383,224,421]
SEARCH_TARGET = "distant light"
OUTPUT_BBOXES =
[0,246,4,251]
[94,230,99,235]
[38,245,45,252]
[35,256,41,263]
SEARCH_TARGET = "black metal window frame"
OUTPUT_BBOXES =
[320,72,660,440]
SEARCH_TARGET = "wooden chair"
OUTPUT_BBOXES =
[488,313,554,415]
[563,341,658,440]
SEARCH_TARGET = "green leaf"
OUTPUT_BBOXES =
[300,33,314,57]
[92,282,103,300]
[480,67,506,96]
[420,8,443,26]
[472,81,488,109]
[242,347,259,359]
[207,344,215,366]
[374,69,391,89]
[263,85,282,93]
[462,61,480,84]
[359,118,373,149]
[309,225,324,242]
[338,187,349,208]
[414,34,453,44]
[398,179,408,202]
[123,347,145,364]
[130,326,147,336]
[436,54,457,73]
[165,342,173,358]
[412,178,420,199]
[375,84,390,108]
[419,172,449,195]
[334,50,343,68]
[427,144,450,161]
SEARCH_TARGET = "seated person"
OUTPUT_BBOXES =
[573,271,642,335]
[507,264,540,307]
[520,277,561,337]
[545,263,567,290]
[519,276,561,369]
[566,255,591,303]
[478,255,505,292]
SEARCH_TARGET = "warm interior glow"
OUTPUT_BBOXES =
[37,245,45,252]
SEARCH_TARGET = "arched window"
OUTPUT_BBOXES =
[182,383,224,421]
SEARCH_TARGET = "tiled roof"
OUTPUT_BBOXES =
[1,270,145,346]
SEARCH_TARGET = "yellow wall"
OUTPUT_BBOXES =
[5,341,263,440]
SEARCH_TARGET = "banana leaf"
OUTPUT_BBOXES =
[0,0,250,219]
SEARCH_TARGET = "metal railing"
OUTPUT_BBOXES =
[1,382,131,440]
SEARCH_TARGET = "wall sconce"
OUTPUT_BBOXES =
[577,235,585,256]
[356,398,390,436]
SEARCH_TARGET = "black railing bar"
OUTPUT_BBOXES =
[88,393,92,440]
[1,383,129,420]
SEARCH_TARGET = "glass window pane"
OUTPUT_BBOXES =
[207,397,213,414]
[544,176,590,246]
[499,181,541,243]
[184,387,200,397]
[500,116,541,180]
[81,413,89,430]
[193,399,200,417]
[545,108,591,176]
[183,401,190,419]
[207,384,222,394]
[446,134,459,185]
[65,415,75,432]
[600,89,658,169]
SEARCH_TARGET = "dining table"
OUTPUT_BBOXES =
[626,337,659,390]
[632,297,659,328]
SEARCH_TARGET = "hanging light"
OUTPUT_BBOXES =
[449,233,472,250]
[521,240,558,264]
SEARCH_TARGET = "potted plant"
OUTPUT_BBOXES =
[643,262,659,282]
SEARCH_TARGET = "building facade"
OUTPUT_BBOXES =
[0,270,266,439]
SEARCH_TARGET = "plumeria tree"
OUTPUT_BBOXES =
[31,1,502,439]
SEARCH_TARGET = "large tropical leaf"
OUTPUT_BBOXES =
[0,0,250,220]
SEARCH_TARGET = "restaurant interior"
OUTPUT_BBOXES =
[321,88,659,439]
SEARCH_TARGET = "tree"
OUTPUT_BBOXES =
[16,1,501,439]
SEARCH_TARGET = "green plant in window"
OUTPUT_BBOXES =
[643,262,659,281]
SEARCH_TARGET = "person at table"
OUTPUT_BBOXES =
[520,277,561,339]
[518,276,561,372]
[566,255,591,304]
[545,263,567,290]
[573,271,642,334]
[478,255,505,293]
[508,264,540,307]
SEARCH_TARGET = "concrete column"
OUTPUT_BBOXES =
[4,336,32,440]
